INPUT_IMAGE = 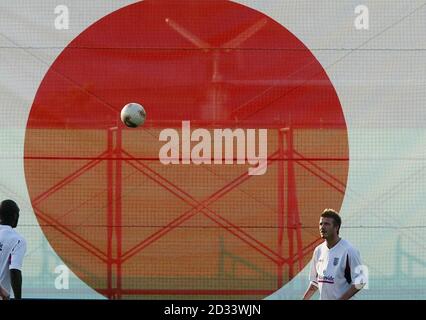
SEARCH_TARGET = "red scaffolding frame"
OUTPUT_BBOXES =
[27,122,346,299]
[25,8,347,298]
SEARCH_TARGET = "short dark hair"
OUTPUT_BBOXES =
[0,199,20,224]
[321,208,341,234]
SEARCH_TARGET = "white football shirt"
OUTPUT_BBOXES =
[309,238,364,300]
[0,225,27,298]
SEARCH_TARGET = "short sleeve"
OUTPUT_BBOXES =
[9,238,26,270]
[309,249,318,287]
[348,247,366,288]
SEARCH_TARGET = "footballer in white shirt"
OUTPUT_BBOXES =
[0,199,26,300]
[303,209,366,300]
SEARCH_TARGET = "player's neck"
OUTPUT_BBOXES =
[325,236,341,249]
[0,222,14,228]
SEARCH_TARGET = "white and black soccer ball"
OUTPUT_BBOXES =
[120,103,146,128]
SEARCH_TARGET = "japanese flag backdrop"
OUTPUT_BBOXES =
[0,0,425,299]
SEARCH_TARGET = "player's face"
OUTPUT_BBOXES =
[319,217,337,239]
[11,212,19,228]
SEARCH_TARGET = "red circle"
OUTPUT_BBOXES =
[25,0,348,299]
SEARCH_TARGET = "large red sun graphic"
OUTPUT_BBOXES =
[24,0,348,299]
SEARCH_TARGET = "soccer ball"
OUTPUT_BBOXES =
[120,103,146,128]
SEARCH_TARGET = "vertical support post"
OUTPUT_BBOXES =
[115,127,123,299]
[277,128,285,288]
[286,127,295,279]
[286,127,304,276]
[107,128,114,299]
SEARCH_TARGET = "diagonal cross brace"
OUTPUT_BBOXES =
[120,149,287,265]
[32,150,109,205]
[34,206,108,263]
